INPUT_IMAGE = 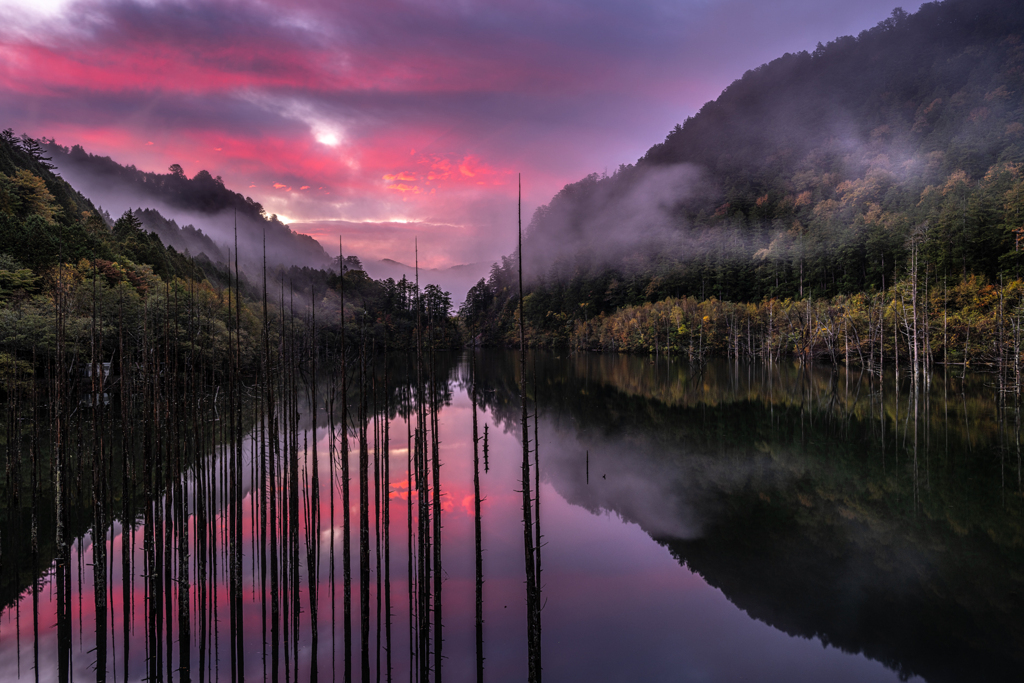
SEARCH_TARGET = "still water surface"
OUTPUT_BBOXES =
[1,352,1021,682]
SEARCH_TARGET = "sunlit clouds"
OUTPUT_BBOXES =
[0,0,924,268]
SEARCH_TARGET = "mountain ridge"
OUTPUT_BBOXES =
[42,142,333,274]
[461,0,1024,346]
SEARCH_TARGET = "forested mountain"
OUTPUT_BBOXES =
[133,207,227,264]
[463,0,1024,350]
[0,129,462,381]
[42,142,332,272]
[0,131,202,284]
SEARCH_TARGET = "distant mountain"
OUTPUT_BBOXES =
[362,257,491,306]
[0,131,200,282]
[42,143,332,273]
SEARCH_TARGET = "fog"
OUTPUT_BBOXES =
[50,149,333,278]
[520,162,755,281]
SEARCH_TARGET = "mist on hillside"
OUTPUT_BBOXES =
[48,145,332,277]
[511,2,1024,297]
[520,163,757,282]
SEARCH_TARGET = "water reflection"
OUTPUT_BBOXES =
[1,352,1021,682]
[492,354,1023,683]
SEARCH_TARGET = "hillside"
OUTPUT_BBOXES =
[463,0,1024,348]
[1,130,463,381]
[42,142,332,273]
[0,131,201,284]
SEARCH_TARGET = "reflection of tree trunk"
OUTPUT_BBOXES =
[280,278,291,683]
[360,333,371,683]
[472,355,484,683]
[156,313,167,682]
[532,355,542,682]
[406,386,415,680]
[328,384,337,682]
[179,285,191,683]
[270,316,280,683]
[431,344,443,683]
[374,355,382,682]
[383,349,393,683]
[913,373,919,511]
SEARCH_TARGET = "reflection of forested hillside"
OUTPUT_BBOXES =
[470,352,1024,683]
[0,388,256,613]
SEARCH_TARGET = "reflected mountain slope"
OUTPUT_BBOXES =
[473,353,1024,683]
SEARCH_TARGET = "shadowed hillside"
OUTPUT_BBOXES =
[462,0,1024,350]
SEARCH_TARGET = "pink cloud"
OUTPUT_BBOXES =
[0,0,926,274]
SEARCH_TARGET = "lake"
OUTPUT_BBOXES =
[0,351,1021,682]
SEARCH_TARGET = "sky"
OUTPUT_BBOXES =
[0,0,923,269]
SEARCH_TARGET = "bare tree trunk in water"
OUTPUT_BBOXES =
[518,175,541,683]
[340,237,354,683]
[360,328,371,683]
[55,255,73,683]
[384,348,393,683]
[309,288,321,683]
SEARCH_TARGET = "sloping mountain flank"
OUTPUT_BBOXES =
[43,143,332,273]
[512,0,1024,307]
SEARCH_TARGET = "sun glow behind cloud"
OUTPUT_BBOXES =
[0,0,73,19]
[314,127,341,147]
